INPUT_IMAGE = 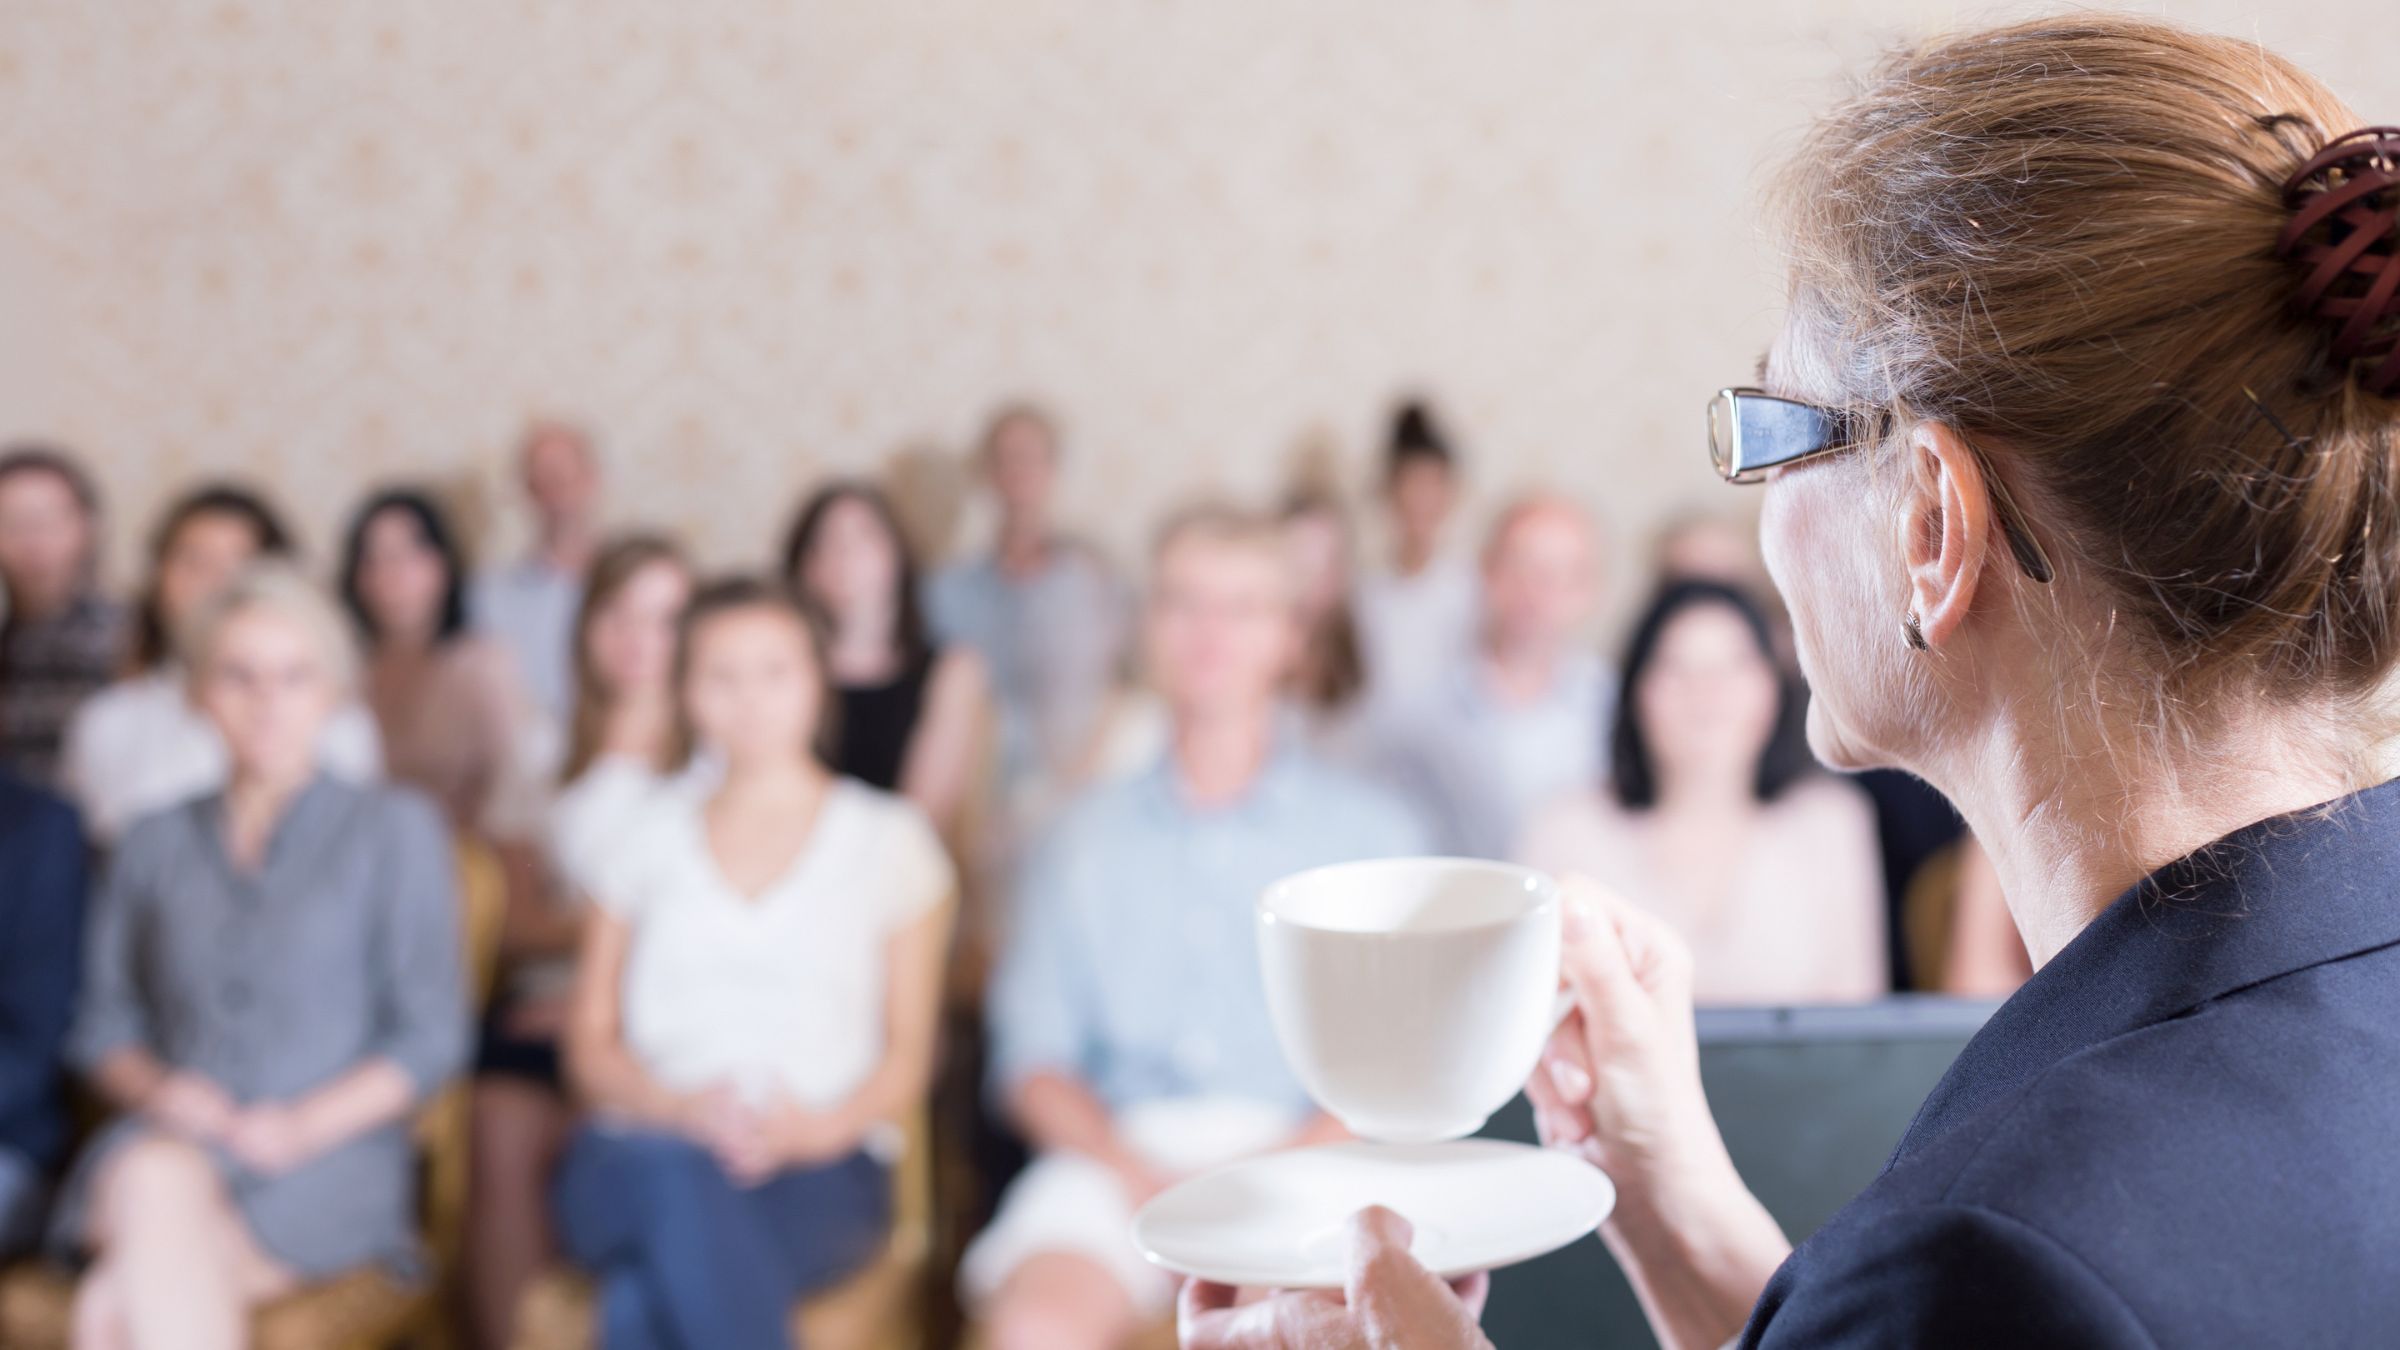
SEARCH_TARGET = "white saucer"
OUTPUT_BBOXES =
[1133,1139,1615,1290]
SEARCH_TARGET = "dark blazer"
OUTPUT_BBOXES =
[0,771,86,1170]
[1741,778,2400,1347]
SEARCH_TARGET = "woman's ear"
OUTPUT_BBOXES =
[1896,423,1996,650]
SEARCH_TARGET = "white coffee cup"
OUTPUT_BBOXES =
[1258,857,1563,1144]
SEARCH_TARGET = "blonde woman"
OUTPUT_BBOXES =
[56,564,466,1350]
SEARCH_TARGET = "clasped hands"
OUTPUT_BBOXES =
[144,1072,323,1176]
[677,1083,858,1186]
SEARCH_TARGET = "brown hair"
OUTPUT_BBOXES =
[1281,492,1367,710]
[558,533,690,784]
[1778,16,2400,701]
[668,575,840,770]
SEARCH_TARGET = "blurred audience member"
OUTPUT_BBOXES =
[0,446,125,786]
[926,404,1128,813]
[342,488,540,836]
[474,422,603,724]
[785,481,989,833]
[461,534,693,1350]
[0,770,84,1258]
[1940,837,2033,998]
[1382,494,1612,858]
[1354,401,1475,711]
[1279,492,1371,758]
[61,484,383,844]
[962,507,1422,1350]
[55,564,467,1347]
[555,578,953,1350]
[1518,581,1885,1004]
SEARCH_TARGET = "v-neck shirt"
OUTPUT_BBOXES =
[591,776,952,1111]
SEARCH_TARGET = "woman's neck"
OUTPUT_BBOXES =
[600,689,676,765]
[221,763,313,868]
[826,601,903,684]
[1931,698,2370,968]
[716,752,828,802]
[1651,763,1759,821]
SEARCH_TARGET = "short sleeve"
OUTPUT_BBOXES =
[1745,1203,2153,1348]
[581,800,678,925]
[984,817,1093,1096]
[870,793,956,930]
[67,819,161,1071]
[367,790,470,1098]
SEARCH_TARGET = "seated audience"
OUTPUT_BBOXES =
[341,488,541,835]
[0,770,85,1258]
[61,484,383,844]
[461,534,693,1350]
[1380,493,1613,858]
[553,578,953,1350]
[54,564,467,1348]
[0,446,126,787]
[784,481,988,832]
[1518,580,1885,1004]
[1279,492,1372,760]
[1353,402,1475,712]
[474,422,603,726]
[925,405,1128,819]
[961,506,1424,1350]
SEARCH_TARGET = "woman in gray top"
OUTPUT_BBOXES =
[54,563,467,1349]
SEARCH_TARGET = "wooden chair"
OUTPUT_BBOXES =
[0,833,508,1350]
[509,1108,937,1350]
[1900,839,1967,993]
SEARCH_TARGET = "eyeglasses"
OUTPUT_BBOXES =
[1708,387,2055,584]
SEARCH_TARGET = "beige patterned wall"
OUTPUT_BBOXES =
[1,1,2391,606]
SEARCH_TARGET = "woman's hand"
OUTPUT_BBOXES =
[1525,875,1715,1187]
[223,1101,322,1175]
[1178,1208,1492,1350]
[144,1071,238,1143]
[1525,877,1793,1350]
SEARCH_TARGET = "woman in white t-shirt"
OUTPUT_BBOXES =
[554,576,955,1350]
[461,533,692,1350]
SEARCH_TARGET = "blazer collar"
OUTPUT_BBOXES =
[1899,775,2400,1156]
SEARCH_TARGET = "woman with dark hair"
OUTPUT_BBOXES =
[1516,581,1885,1005]
[783,480,987,833]
[340,487,537,834]
[62,483,384,843]
[1353,401,1475,712]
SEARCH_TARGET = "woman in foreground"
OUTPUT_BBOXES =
[552,578,954,1350]
[59,565,465,1350]
[1186,15,2400,1348]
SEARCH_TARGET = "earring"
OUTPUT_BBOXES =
[1903,610,1929,652]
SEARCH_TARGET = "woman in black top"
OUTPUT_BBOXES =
[1188,15,2400,1350]
[783,481,988,834]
